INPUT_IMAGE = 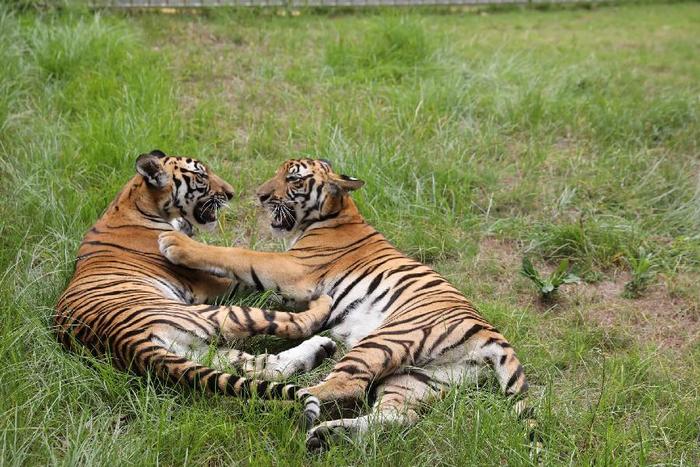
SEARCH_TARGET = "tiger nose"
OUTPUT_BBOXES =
[257,192,271,203]
[223,187,234,200]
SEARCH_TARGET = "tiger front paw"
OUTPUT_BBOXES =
[158,231,199,267]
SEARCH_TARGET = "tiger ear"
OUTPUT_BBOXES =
[149,149,167,158]
[335,174,365,192]
[136,152,169,188]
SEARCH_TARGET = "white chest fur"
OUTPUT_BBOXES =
[319,270,405,347]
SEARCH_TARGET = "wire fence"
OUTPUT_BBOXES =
[94,0,597,8]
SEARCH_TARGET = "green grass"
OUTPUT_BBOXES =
[2,2,700,465]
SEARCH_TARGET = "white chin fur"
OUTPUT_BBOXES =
[170,218,194,236]
[270,226,292,238]
[200,221,218,232]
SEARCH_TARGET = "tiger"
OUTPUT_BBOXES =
[54,150,339,425]
[158,158,538,451]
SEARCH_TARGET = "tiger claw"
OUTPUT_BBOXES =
[305,425,332,452]
[306,422,356,452]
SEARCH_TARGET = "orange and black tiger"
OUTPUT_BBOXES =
[158,158,539,451]
[54,151,337,425]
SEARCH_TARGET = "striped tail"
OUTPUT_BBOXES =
[138,344,321,427]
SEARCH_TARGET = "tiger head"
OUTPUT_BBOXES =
[134,150,234,231]
[255,158,364,235]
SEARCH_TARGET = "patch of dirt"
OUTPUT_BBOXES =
[468,237,527,299]
[470,238,700,351]
[568,272,700,350]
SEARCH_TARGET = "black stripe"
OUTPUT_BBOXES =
[415,279,445,292]
[226,376,243,395]
[263,309,278,335]
[333,364,368,376]
[250,267,264,291]
[506,364,524,391]
[435,324,485,355]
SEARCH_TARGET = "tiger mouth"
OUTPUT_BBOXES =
[267,202,296,231]
[194,195,227,225]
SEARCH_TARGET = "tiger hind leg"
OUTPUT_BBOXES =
[306,372,438,451]
[476,332,529,397]
[476,333,542,459]
[152,327,253,368]
[305,338,537,453]
[152,328,336,380]
[239,336,337,380]
[130,330,322,426]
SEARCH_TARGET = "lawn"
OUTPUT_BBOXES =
[1,2,699,465]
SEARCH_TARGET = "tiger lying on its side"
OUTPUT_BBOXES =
[55,151,336,424]
[159,158,536,450]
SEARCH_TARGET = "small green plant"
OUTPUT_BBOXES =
[622,248,656,298]
[521,257,581,300]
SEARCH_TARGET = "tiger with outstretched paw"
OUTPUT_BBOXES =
[55,151,337,426]
[159,158,540,453]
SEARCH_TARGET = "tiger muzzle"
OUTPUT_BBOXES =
[266,200,296,231]
[194,194,227,224]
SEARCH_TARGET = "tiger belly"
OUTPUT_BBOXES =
[327,299,385,347]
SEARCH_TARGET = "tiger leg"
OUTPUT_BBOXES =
[151,324,253,368]
[303,316,489,404]
[306,372,437,451]
[193,340,337,380]
[130,327,323,425]
[159,231,311,299]
[238,336,337,380]
[303,334,414,403]
[475,332,541,457]
[433,326,537,442]
[152,326,335,380]
[475,332,528,397]
[190,295,332,340]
